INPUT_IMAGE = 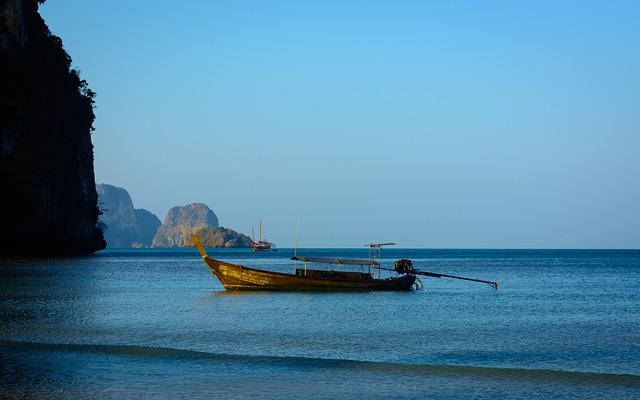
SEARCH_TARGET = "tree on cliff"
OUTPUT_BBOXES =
[0,0,105,255]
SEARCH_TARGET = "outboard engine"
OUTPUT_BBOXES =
[394,258,414,274]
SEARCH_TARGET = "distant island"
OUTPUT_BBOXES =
[97,184,252,249]
[152,202,252,249]
[96,184,161,248]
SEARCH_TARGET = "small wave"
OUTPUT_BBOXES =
[2,340,638,388]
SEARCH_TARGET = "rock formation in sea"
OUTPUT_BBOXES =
[0,0,105,256]
[153,203,252,248]
[96,184,162,248]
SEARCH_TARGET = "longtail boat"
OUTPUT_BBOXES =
[192,236,498,292]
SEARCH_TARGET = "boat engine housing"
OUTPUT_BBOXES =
[394,259,414,274]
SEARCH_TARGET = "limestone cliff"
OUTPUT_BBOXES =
[153,203,252,248]
[152,203,218,248]
[0,0,105,255]
[96,184,161,248]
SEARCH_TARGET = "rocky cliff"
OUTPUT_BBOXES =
[96,184,161,248]
[153,203,252,248]
[0,0,105,255]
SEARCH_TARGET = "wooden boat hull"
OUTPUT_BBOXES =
[202,257,416,291]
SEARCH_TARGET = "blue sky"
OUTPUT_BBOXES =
[40,1,639,248]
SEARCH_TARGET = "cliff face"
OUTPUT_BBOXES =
[96,184,161,248]
[0,0,105,255]
[151,203,252,248]
[152,203,219,248]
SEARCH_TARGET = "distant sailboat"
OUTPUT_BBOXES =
[251,218,272,251]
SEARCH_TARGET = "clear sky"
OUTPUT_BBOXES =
[40,0,639,248]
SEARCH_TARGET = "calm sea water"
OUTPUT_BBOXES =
[1,248,639,399]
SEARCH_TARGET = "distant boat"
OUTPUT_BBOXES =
[251,218,272,251]
[192,236,498,292]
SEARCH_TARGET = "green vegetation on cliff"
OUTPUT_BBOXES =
[188,227,253,249]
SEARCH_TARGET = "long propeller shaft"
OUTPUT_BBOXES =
[415,270,498,290]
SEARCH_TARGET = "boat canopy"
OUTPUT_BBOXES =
[292,256,379,266]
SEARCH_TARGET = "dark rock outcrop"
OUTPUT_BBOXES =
[0,0,105,256]
[153,203,251,248]
[96,184,161,248]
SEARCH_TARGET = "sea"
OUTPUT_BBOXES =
[1,248,639,399]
